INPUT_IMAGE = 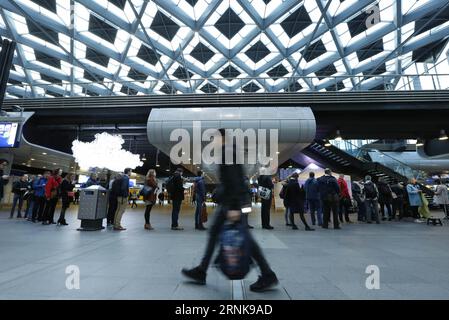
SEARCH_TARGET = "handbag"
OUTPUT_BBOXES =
[201,203,208,223]
[257,186,271,200]
[139,185,153,197]
[391,192,398,199]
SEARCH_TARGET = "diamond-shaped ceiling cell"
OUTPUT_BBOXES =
[325,81,345,91]
[84,71,104,83]
[267,64,288,80]
[26,20,59,44]
[160,84,175,94]
[190,43,215,64]
[245,41,270,63]
[120,85,138,95]
[242,82,261,92]
[286,81,303,92]
[347,11,370,38]
[173,66,193,81]
[220,65,241,80]
[151,11,180,41]
[85,47,110,67]
[108,0,127,10]
[82,88,100,96]
[8,79,23,87]
[137,45,159,65]
[200,83,218,93]
[315,64,337,78]
[34,50,61,69]
[30,0,57,13]
[128,68,148,82]
[89,15,118,44]
[302,40,327,62]
[281,5,312,38]
[357,39,384,62]
[185,0,198,7]
[215,8,245,40]
[40,74,62,85]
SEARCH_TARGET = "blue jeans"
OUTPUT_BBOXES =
[195,199,203,225]
[10,194,24,217]
[284,207,290,224]
[171,199,182,228]
[308,199,323,225]
[24,198,34,219]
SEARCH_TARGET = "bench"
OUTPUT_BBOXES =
[427,217,443,226]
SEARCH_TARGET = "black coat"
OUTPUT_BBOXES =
[170,173,184,201]
[60,179,74,206]
[284,179,306,214]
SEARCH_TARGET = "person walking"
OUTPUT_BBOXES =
[258,169,274,229]
[143,169,158,230]
[57,173,75,226]
[24,175,35,221]
[181,129,278,292]
[318,169,341,230]
[42,169,63,225]
[10,175,29,219]
[352,180,366,222]
[337,174,352,223]
[363,176,380,224]
[391,179,405,220]
[106,173,121,226]
[434,179,449,218]
[0,159,10,207]
[194,170,206,230]
[169,168,185,230]
[279,179,291,226]
[304,172,322,226]
[285,172,314,231]
[113,168,131,231]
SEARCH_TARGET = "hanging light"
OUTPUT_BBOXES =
[439,130,448,141]
[335,130,342,141]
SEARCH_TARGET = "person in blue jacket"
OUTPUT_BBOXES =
[32,171,49,222]
[194,170,206,230]
[406,178,422,221]
[304,172,322,226]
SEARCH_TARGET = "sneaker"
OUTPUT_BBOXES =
[171,226,184,230]
[249,273,279,292]
[305,227,315,231]
[113,226,127,231]
[247,225,254,229]
[292,225,299,230]
[414,219,424,223]
[181,267,206,285]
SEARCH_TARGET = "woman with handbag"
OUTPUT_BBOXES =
[42,168,62,225]
[143,169,158,230]
[57,173,75,226]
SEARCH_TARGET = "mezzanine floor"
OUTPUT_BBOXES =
[0,203,448,300]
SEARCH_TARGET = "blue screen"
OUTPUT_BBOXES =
[0,122,19,148]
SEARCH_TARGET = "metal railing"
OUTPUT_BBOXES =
[330,139,427,181]
[5,73,449,99]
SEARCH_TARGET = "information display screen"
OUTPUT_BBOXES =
[0,122,19,148]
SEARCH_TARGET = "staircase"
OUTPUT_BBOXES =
[303,140,434,202]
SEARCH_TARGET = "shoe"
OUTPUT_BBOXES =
[322,225,328,229]
[382,217,387,221]
[263,226,274,230]
[305,227,315,231]
[286,223,292,226]
[144,224,154,230]
[171,226,184,230]
[50,221,56,224]
[61,221,68,226]
[247,225,254,229]
[42,221,49,225]
[346,220,353,224]
[367,221,372,224]
[292,225,299,230]
[334,227,341,230]
[198,225,207,230]
[113,226,126,231]
[17,215,22,219]
[182,267,206,285]
[249,273,279,292]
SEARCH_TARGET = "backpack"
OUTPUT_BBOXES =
[364,182,377,199]
[165,176,175,195]
[218,222,252,280]
[279,185,286,199]
[111,177,123,197]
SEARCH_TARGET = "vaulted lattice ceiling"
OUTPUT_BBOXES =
[1,0,449,99]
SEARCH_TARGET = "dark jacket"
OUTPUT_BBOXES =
[377,181,393,203]
[318,175,340,201]
[12,180,29,196]
[217,144,248,210]
[258,175,274,190]
[284,178,306,213]
[391,183,405,200]
[194,176,206,202]
[170,172,184,201]
[60,179,74,206]
[0,169,7,199]
[120,175,130,198]
[304,177,320,200]
[86,178,99,187]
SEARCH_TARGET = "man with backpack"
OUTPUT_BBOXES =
[113,168,131,231]
[318,169,341,230]
[167,168,185,230]
[363,175,380,224]
[182,129,278,292]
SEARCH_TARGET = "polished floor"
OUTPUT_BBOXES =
[0,202,449,300]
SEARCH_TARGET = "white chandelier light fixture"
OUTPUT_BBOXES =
[71,132,143,172]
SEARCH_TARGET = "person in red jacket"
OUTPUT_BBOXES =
[42,168,63,225]
[338,174,352,223]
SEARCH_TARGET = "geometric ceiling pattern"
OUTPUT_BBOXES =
[1,0,449,99]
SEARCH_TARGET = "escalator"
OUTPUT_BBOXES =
[303,140,434,202]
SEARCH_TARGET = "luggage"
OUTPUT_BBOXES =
[257,186,271,200]
[218,221,252,280]
[201,203,208,223]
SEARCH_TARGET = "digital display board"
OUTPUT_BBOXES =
[0,122,19,148]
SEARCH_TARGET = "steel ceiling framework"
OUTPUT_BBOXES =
[0,0,449,99]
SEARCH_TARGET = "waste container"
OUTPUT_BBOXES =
[77,185,109,231]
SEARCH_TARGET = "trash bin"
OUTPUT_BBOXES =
[77,185,109,231]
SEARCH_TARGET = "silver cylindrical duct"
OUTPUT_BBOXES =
[147,107,316,182]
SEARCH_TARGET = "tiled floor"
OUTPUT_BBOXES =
[1,202,448,300]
